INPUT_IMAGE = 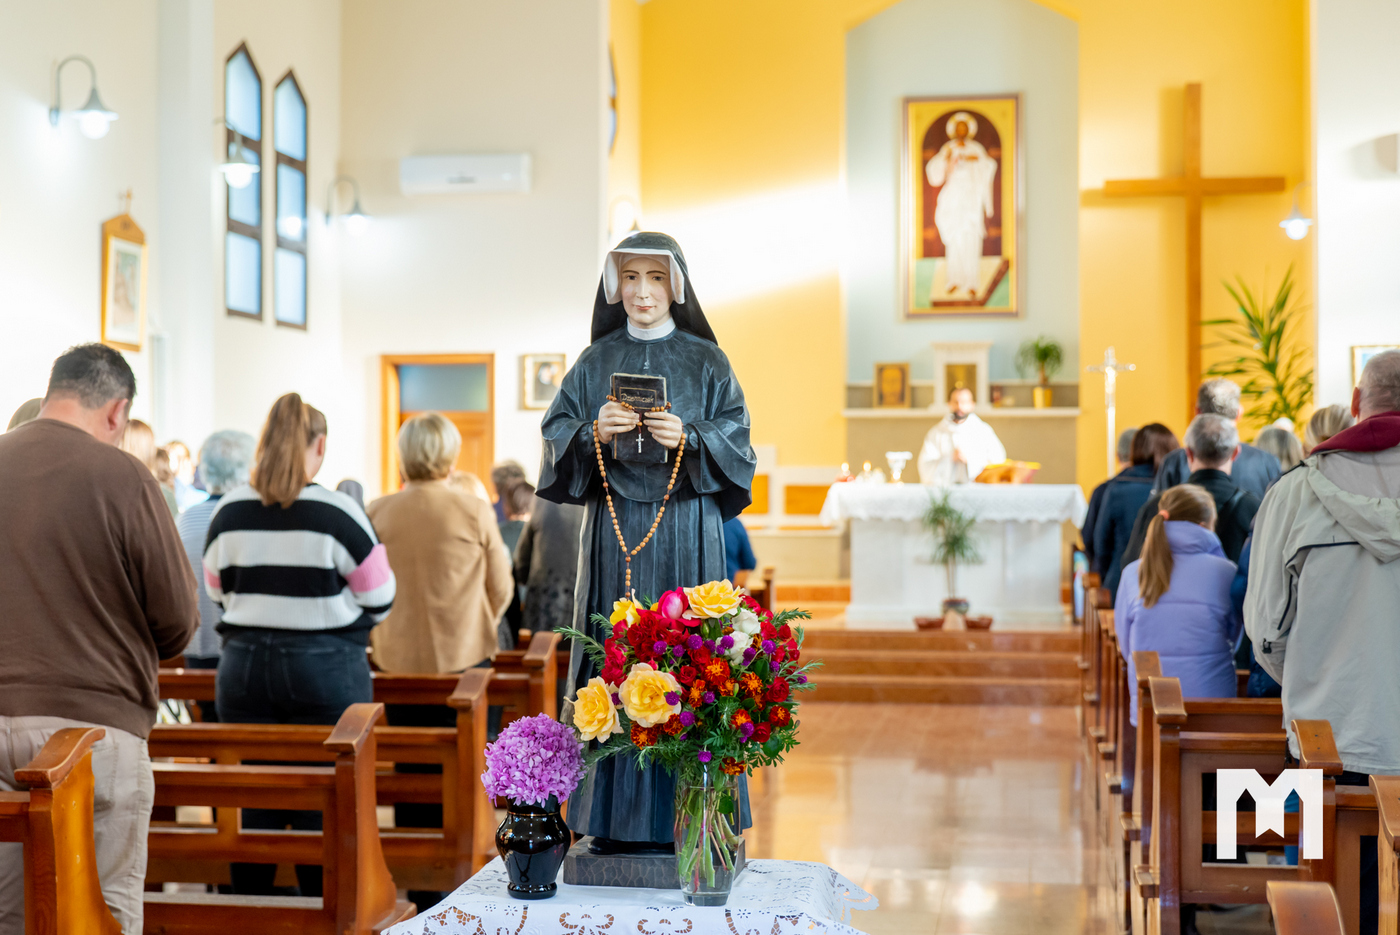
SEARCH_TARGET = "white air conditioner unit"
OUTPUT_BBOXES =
[399,154,531,195]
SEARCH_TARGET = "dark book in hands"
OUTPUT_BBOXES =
[610,372,669,463]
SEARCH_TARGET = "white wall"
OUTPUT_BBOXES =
[339,0,608,494]
[844,0,1079,382]
[1313,0,1400,404]
[0,0,160,423]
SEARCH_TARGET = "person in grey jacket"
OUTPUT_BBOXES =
[1154,378,1280,498]
[1245,350,1400,935]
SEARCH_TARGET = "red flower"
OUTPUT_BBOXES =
[631,723,658,747]
[703,659,730,684]
[769,706,791,727]
[777,624,792,641]
[720,756,745,776]
[720,679,738,697]
[690,646,713,666]
[658,587,689,621]
[731,709,752,729]
[785,639,800,662]
[741,672,764,701]
[687,679,708,707]
[760,620,777,641]
[753,723,772,743]
[663,717,686,736]
[676,665,698,685]
[766,678,791,703]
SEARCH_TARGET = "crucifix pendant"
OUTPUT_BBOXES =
[636,430,644,453]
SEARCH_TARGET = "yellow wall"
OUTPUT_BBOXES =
[1075,0,1313,491]
[608,0,641,232]
[638,0,902,466]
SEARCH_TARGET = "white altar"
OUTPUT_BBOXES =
[820,483,1088,629]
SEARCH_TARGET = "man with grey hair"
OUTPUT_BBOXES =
[1153,377,1281,498]
[1081,427,1138,568]
[1121,412,1260,565]
[1246,348,1400,933]
[175,430,257,720]
[0,344,196,934]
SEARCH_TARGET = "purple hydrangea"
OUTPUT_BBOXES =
[703,691,716,704]
[686,634,703,650]
[664,691,680,705]
[679,711,696,727]
[480,713,585,807]
[653,640,668,654]
[761,640,776,655]
[698,750,713,763]
[718,635,735,651]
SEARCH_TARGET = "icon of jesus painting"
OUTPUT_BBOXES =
[904,95,1019,317]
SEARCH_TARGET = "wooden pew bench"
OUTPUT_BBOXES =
[1268,880,1346,935]
[143,702,414,934]
[0,728,122,935]
[150,671,497,894]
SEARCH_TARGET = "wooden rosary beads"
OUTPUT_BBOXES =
[591,417,685,594]
[605,394,671,413]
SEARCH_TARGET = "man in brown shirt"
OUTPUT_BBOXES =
[0,344,197,935]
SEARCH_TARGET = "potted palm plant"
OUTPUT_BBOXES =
[923,491,984,627]
[1015,336,1064,408]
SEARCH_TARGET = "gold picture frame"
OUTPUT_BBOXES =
[100,213,147,352]
[1353,345,1400,387]
[873,362,911,408]
[521,353,566,410]
[902,94,1020,318]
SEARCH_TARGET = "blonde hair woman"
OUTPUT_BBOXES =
[121,418,178,517]
[201,393,395,897]
[1304,404,1355,454]
[1113,485,1240,725]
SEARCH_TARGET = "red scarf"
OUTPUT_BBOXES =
[1309,411,1400,455]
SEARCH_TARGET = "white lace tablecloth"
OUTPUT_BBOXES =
[820,482,1087,527]
[388,858,878,935]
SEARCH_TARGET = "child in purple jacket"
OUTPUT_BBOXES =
[1116,484,1242,725]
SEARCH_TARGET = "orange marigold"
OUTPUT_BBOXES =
[769,706,791,726]
[663,717,686,736]
[741,672,764,700]
[720,679,738,697]
[630,723,657,747]
[703,659,730,684]
[731,709,752,729]
[687,679,708,707]
[720,756,745,776]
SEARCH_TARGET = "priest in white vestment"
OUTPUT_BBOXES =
[918,386,1006,485]
[925,112,998,296]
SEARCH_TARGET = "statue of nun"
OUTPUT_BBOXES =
[538,231,756,853]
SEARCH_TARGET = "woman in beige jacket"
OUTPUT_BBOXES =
[369,412,513,674]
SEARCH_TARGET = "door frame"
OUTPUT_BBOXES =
[380,353,495,494]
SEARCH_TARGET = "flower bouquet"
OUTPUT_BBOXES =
[559,579,815,905]
[481,714,586,899]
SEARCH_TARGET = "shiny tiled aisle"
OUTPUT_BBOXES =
[746,703,1108,934]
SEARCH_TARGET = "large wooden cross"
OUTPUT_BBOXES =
[1104,83,1285,422]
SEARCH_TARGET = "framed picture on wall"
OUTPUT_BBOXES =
[873,362,911,407]
[902,94,1020,318]
[1353,345,1400,386]
[100,213,147,352]
[521,353,566,409]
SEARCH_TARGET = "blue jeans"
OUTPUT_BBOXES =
[215,630,372,896]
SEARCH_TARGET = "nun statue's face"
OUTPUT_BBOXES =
[619,256,673,329]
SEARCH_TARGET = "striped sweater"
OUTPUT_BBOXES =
[203,483,395,639]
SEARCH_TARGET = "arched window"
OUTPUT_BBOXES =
[224,44,262,319]
[274,71,308,328]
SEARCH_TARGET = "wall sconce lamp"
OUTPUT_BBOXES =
[1280,181,1313,240]
[49,55,118,139]
[327,175,370,234]
[215,118,260,190]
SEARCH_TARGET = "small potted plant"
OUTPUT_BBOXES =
[1015,335,1064,408]
[924,491,984,626]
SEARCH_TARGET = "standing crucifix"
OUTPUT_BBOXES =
[1104,83,1285,422]
[1086,346,1135,479]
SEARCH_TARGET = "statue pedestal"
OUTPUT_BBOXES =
[561,836,747,889]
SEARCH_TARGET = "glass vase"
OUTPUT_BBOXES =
[674,766,743,906]
[496,796,569,899]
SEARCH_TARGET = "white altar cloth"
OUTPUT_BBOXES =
[820,483,1088,628]
[387,858,878,935]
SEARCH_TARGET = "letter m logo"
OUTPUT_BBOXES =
[1216,769,1323,860]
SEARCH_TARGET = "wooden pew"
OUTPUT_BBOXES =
[1372,775,1400,935]
[1081,582,1110,756]
[150,670,497,893]
[748,565,775,614]
[1139,677,1295,935]
[1117,650,1164,935]
[143,702,414,934]
[0,728,122,935]
[1269,881,1346,935]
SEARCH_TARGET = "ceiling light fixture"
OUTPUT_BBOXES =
[49,55,118,139]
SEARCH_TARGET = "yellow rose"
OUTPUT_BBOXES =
[684,580,744,619]
[610,599,640,626]
[572,677,623,742]
[618,663,682,728]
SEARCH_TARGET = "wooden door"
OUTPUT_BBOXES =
[381,354,494,494]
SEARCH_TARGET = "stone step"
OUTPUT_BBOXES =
[810,648,1079,679]
[801,629,1080,654]
[807,673,1079,706]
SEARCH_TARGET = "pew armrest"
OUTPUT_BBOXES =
[14,727,106,789]
[1134,865,1158,899]
[1131,651,1162,684]
[1292,720,1344,775]
[1121,815,1141,841]
[449,668,492,711]
[1370,776,1400,849]
[1149,676,1187,725]
[324,702,384,754]
[1266,881,1345,935]
[523,631,560,669]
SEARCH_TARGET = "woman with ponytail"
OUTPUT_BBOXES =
[1114,484,1241,725]
[201,393,395,896]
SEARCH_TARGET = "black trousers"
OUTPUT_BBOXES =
[216,630,372,896]
[183,654,220,722]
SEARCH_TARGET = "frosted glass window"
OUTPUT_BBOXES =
[274,248,306,327]
[226,232,261,316]
[274,77,306,161]
[399,365,490,412]
[226,50,260,140]
[229,169,261,227]
[276,164,306,241]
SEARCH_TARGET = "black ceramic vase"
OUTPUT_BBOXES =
[496,797,569,899]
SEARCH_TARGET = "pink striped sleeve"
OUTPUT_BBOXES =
[346,542,393,594]
[204,566,221,590]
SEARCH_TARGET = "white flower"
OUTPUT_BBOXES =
[725,632,752,665]
[732,607,762,638]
